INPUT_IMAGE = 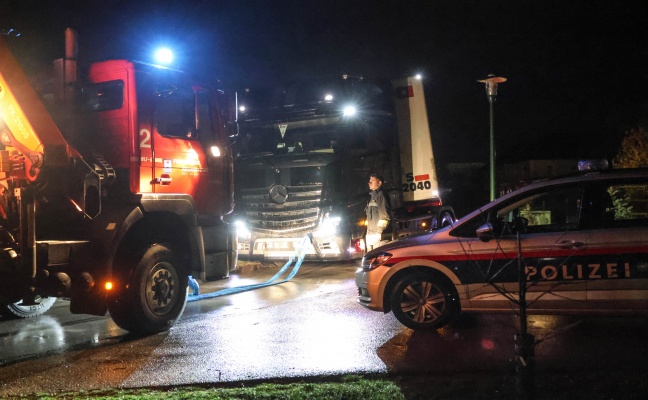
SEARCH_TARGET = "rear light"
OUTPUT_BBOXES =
[406,199,442,213]
[349,238,365,254]
[362,252,392,271]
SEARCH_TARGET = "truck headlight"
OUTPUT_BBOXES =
[234,220,251,240]
[314,215,341,237]
[342,104,357,117]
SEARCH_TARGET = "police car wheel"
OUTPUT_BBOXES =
[390,273,456,330]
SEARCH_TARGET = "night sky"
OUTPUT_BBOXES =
[2,0,648,166]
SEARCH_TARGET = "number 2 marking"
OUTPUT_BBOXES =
[139,129,151,148]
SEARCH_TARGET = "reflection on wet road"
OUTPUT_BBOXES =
[1,262,647,397]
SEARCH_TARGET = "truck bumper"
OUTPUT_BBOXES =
[238,235,364,261]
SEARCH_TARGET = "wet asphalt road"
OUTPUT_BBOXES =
[1,261,647,397]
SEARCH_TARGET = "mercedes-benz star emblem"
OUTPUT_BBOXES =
[269,184,288,204]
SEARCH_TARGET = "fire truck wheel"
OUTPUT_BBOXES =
[390,272,457,330]
[0,296,56,318]
[108,244,188,335]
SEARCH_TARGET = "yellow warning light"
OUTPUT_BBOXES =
[104,281,113,291]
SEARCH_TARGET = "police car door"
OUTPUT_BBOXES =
[465,183,590,311]
[581,179,648,312]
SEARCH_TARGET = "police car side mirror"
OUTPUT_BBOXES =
[477,216,527,242]
[476,222,496,242]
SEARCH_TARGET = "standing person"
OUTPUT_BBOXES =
[365,174,390,251]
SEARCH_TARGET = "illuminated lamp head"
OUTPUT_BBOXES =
[342,104,357,117]
[154,48,174,65]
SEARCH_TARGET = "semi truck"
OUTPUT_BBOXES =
[0,29,237,334]
[233,75,455,261]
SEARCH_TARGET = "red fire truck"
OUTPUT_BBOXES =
[0,29,237,334]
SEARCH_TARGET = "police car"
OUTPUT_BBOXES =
[355,166,648,330]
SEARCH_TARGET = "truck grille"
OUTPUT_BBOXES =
[239,185,322,233]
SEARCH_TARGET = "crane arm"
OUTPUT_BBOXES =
[0,37,77,183]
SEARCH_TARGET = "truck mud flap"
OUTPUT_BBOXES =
[198,223,237,281]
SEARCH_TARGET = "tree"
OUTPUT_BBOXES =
[613,127,648,168]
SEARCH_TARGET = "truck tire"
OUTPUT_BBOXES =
[390,272,457,330]
[1,296,56,319]
[108,244,188,334]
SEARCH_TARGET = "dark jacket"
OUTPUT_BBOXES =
[366,188,390,234]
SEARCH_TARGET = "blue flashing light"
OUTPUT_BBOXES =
[154,48,174,65]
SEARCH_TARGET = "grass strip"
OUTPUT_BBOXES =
[20,375,408,400]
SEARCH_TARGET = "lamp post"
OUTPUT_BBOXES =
[478,74,507,201]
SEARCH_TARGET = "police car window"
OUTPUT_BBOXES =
[497,186,583,233]
[451,186,583,238]
[583,181,648,229]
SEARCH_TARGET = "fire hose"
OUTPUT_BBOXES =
[186,234,312,302]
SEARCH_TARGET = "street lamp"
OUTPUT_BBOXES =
[478,74,507,201]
